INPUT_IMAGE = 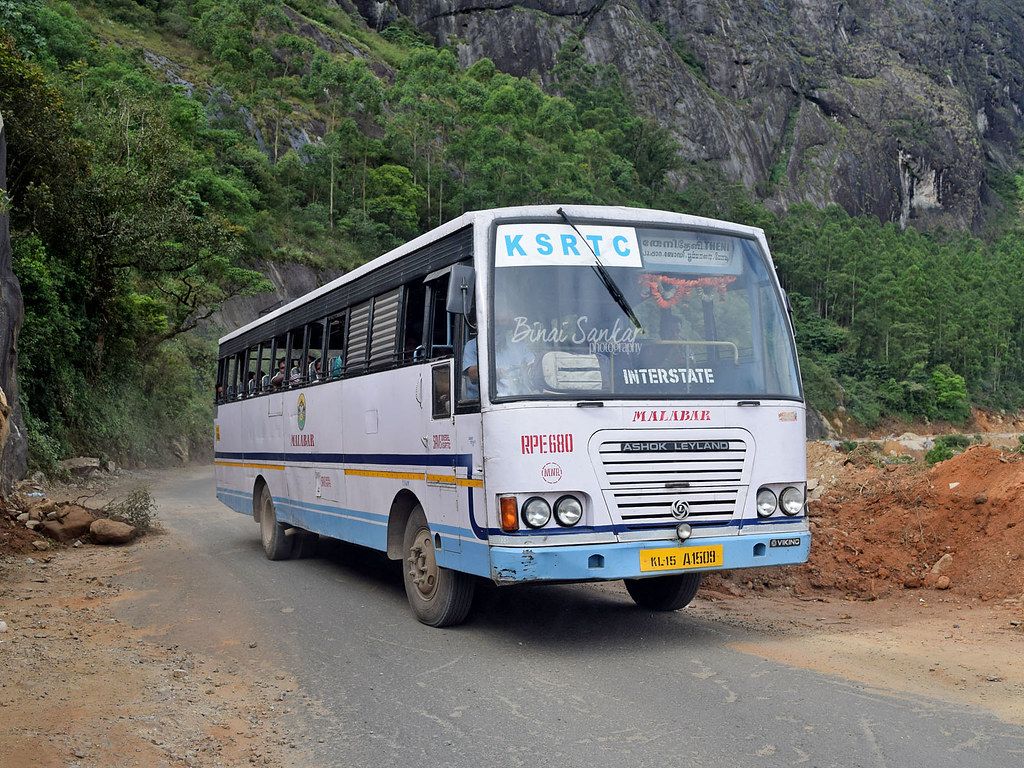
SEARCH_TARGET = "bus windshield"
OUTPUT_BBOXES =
[490,223,801,401]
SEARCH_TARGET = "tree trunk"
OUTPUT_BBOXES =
[0,111,28,492]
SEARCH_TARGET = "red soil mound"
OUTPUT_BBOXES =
[799,445,1024,600]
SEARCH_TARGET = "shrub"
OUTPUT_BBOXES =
[925,434,974,465]
[104,487,158,532]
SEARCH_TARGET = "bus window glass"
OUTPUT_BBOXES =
[306,321,325,382]
[326,316,345,378]
[257,341,272,392]
[431,364,452,419]
[286,328,304,386]
[244,346,259,396]
[402,283,427,364]
[270,333,287,388]
[458,316,479,405]
[347,301,371,373]
[490,226,801,400]
[225,357,236,400]
[427,275,453,358]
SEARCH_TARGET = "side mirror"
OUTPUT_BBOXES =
[446,264,476,316]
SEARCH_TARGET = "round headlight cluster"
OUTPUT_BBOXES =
[756,486,805,517]
[780,486,805,516]
[520,495,585,529]
[521,497,551,529]
[554,495,583,526]
[756,488,778,517]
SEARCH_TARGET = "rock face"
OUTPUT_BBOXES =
[354,0,1024,230]
[0,110,27,493]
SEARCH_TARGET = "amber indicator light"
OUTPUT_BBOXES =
[499,496,519,532]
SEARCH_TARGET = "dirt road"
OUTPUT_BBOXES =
[2,465,1023,767]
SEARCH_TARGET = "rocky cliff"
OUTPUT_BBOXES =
[354,0,1024,230]
[0,111,27,491]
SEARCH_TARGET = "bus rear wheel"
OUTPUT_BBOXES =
[402,507,475,627]
[624,573,702,611]
[258,485,293,561]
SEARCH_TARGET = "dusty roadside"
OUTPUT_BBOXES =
[3,440,1024,766]
[0,518,314,768]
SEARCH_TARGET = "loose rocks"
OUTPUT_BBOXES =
[89,518,137,545]
[41,505,98,543]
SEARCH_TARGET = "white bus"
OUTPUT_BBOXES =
[214,205,809,626]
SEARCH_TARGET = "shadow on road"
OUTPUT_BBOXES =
[306,537,730,651]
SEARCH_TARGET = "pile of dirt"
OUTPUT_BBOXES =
[797,444,1024,600]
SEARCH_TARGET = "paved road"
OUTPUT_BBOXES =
[118,467,1024,767]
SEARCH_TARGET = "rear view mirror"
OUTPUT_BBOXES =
[446,265,476,316]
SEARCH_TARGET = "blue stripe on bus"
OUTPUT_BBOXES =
[215,451,468,468]
[215,450,488,540]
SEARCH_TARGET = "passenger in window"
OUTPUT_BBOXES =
[246,372,257,395]
[271,358,286,388]
[289,360,302,385]
[306,354,321,381]
[329,354,344,379]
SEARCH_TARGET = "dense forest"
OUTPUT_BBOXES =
[2,0,1024,469]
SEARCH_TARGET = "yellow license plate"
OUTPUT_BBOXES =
[639,545,724,572]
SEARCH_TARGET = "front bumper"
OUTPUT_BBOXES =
[489,531,810,584]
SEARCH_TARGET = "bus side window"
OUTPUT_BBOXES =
[431,364,452,419]
[426,274,453,359]
[306,320,325,382]
[245,345,259,396]
[286,327,304,386]
[269,333,287,389]
[457,315,479,406]
[215,357,226,403]
[402,282,427,364]
[325,315,345,379]
[225,355,238,400]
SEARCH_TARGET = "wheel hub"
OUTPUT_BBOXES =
[407,529,439,599]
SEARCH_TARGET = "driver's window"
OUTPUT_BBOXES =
[456,315,479,406]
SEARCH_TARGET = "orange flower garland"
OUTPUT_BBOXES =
[638,274,737,308]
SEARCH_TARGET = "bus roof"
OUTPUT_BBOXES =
[218,204,766,346]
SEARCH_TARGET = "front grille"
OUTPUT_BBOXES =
[595,436,748,526]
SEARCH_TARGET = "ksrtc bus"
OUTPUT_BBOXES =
[214,205,809,626]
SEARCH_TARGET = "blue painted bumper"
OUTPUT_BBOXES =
[489,531,810,583]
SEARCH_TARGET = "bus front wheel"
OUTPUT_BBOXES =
[402,507,475,627]
[258,485,293,561]
[624,573,702,611]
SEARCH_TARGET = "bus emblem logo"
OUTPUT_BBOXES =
[297,394,307,431]
[671,499,690,520]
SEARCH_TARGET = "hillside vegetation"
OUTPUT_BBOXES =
[2,0,1024,467]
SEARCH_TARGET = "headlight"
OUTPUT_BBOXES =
[756,488,778,517]
[780,486,804,516]
[554,495,583,526]
[521,497,551,529]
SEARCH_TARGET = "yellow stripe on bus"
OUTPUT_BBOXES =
[214,460,286,471]
[425,474,484,488]
[345,469,424,481]
[215,463,483,486]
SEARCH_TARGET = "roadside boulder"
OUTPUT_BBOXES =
[89,518,136,545]
[59,456,100,476]
[930,552,954,576]
[40,505,96,542]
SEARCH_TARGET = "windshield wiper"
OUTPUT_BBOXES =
[556,207,643,331]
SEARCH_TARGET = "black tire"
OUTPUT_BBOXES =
[624,572,702,611]
[258,484,293,561]
[292,530,319,559]
[402,507,475,627]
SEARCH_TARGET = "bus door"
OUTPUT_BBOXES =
[421,271,461,552]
